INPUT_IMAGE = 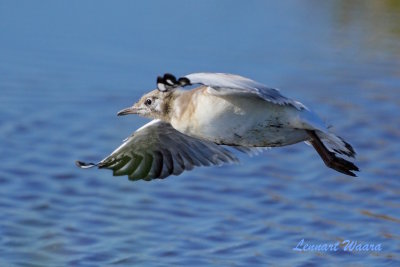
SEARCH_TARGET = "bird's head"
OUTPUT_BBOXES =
[117,73,190,120]
[117,89,175,120]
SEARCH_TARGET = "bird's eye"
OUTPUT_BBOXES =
[145,98,152,106]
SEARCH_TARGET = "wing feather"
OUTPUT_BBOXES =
[185,72,306,110]
[76,120,238,181]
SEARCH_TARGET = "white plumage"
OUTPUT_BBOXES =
[77,72,359,179]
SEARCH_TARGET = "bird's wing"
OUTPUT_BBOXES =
[76,119,238,181]
[231,146,270,157]
[185,72,306,110]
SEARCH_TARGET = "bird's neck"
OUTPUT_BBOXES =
[158,86,205,127]
[158,90,183,122]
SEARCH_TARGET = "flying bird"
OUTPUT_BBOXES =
[76,73,359,180]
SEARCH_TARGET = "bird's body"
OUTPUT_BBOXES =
[77,72,359,180]
[170,86,310,147]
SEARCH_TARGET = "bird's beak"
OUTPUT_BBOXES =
[117,106,140,116]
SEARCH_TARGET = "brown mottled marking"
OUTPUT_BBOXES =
[171,86,207,128]
[160,91,177,120]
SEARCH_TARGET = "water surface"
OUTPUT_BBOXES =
[0,1,399,266]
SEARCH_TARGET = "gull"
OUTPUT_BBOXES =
[76,73,359,180]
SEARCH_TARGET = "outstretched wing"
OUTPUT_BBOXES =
[184,72,306,110]
[76,120,238,181]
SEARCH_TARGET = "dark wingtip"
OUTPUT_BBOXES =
[163,73,176,81]
[344,140,356,157]
[345,168,358,177]
[157,73,176,92]
[156,73,191,92]
[337,136,357,158]
[307,130,359,177]
[75,160,97,169]
[331,157,360,177]
[178,77,191,87]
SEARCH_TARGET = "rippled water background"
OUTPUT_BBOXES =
[1,1,400,266]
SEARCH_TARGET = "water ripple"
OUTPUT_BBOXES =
[1,1,400,266]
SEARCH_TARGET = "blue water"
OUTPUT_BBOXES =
[1,1,400,266]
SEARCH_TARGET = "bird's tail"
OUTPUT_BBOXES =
[316,131,356,158]
[306,130,359,176]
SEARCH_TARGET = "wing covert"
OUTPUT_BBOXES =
[184,72,306,110]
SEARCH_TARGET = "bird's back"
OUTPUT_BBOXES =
[170,86,311,147]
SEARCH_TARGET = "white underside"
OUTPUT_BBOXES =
[171,91,326,147]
